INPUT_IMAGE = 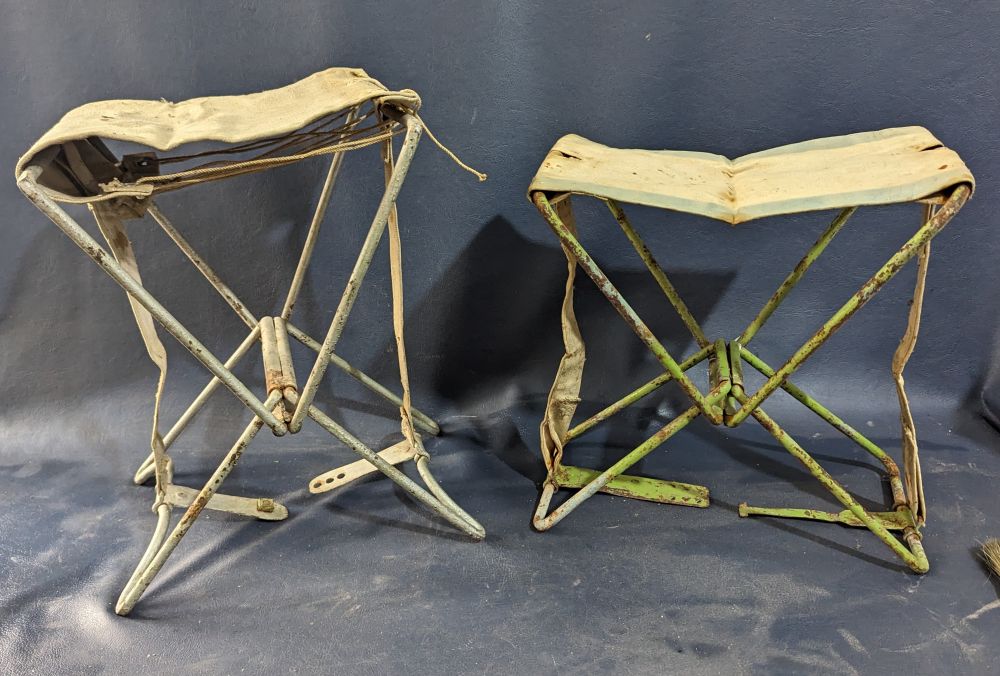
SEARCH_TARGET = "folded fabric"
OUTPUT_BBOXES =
[529,127,973,224]
[16,67,420,203]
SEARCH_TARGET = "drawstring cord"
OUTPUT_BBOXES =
[415,114,487,182]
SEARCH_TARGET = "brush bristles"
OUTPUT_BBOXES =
[981,538,1000,576]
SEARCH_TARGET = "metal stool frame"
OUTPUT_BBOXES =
[529,184,971,573]
[18,111,484,616]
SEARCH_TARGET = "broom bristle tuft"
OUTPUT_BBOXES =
[981,538,1000,576]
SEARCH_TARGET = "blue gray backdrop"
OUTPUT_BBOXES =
[1,2,999,674]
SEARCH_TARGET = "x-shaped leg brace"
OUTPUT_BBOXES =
[18,112,483,616]
[530,185,970,573]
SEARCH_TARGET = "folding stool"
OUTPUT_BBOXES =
[528,127,973,572]
[16,68,486,615]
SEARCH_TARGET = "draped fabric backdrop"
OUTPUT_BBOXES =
[1,2,998,673]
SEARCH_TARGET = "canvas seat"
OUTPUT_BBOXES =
[17,67,422,203]
[531,127,971,223]
[528,126,973,574]
[16,67,485,616]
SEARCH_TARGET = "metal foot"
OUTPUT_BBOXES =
[555,464,709,507]
[738,502,915,530]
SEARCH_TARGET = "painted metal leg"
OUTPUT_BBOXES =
[285,391,484,539]
[606,198,710,348]
[290,115,423,433]
[738,207,856,344]
[284,321,440,435]
[281,111,356,320]
[134,325,263,484]
[533,389,725,531]
[309,439,487,541]
[117,503,171,611]
[532,191,722,423]
[538,341,728,530]
[566,344,712,441]
[727,185,970,426]
[734,389,928,573]
[16,168,286,435]
[414,452,485,536]
[146,198,442,440]
[738,346,906,498]
[115,390,283,615]
[148,203,257,327]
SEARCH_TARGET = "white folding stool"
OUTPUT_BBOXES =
[16,68,486,615]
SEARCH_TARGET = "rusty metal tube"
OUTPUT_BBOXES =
[285,389,483,539]
[566,345,711,441]
[534,382,729,531]
[17,168,286,435]
[738,207,855,345]
[115,390,283,615]
[148,202,257,328]
[607,198,710,348]
[728,185,970,427]
[414,454,485,538]
[532,191,723,424]
[738,391,929,573]
[285,321,439,435]
[290,115,423,433]
[281,110,357,320]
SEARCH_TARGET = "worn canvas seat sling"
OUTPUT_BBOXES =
[528,127,973,572]
[16,68,486,615]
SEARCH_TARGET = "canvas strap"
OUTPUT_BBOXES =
[90,201,170,502]
[539,197,585,475]
[891,204,934,526]
[382,130,422,461]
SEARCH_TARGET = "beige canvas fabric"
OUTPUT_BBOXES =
[893,229,933,525]
[529,126,973,224]
[91,202,171,499]
[538,198,584,476]
[16,67,421,204]
[531,127,975,525]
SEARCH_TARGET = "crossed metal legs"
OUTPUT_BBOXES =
[530,187,970,573]
[17,113,483,616]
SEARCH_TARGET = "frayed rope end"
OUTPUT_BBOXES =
[416,115,487,181]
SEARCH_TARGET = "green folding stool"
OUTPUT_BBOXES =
[528,127,973,573]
